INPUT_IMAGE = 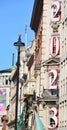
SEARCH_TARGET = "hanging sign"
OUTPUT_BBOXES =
[50,36,60,57]
[51,0,61,22]
[48,0,61,129]
[48,107,58,129]
[48,69,58,89]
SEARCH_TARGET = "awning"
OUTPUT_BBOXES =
[34,111,45,130]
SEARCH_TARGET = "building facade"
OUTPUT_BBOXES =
[23,40,36,130]
[3,0,67,130]
[59,0,67,129]
[30,0,61,129]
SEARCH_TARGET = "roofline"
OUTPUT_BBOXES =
[0,68,11,73]
[30,0,43,32]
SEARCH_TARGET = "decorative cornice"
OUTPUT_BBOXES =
[42,57,60,66]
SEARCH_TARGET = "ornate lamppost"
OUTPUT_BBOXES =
[14,35,25,130]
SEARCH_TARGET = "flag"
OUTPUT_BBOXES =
[17,102,26,130]
[34,111,45,130]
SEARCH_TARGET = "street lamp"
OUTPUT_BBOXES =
[14,35,25,130]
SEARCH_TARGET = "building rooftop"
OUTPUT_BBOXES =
[0,68,11,73]
[30,0,43,32]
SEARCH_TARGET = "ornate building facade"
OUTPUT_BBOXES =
[30,0,61,129]
[59,0,67,129]
[2,0,67,130]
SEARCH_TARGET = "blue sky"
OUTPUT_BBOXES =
[0,0,34,70]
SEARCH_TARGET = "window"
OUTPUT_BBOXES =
[53,38,56,54]
[49,111,55,127]
[2,75,11,85]
[5,76,9,85]
[2,76,4,85]
[50,118,55,127]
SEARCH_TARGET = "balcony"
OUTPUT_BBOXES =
[24,79,36,96]
[41,89,59,102]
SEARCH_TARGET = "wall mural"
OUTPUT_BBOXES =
[0,88,6,111]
